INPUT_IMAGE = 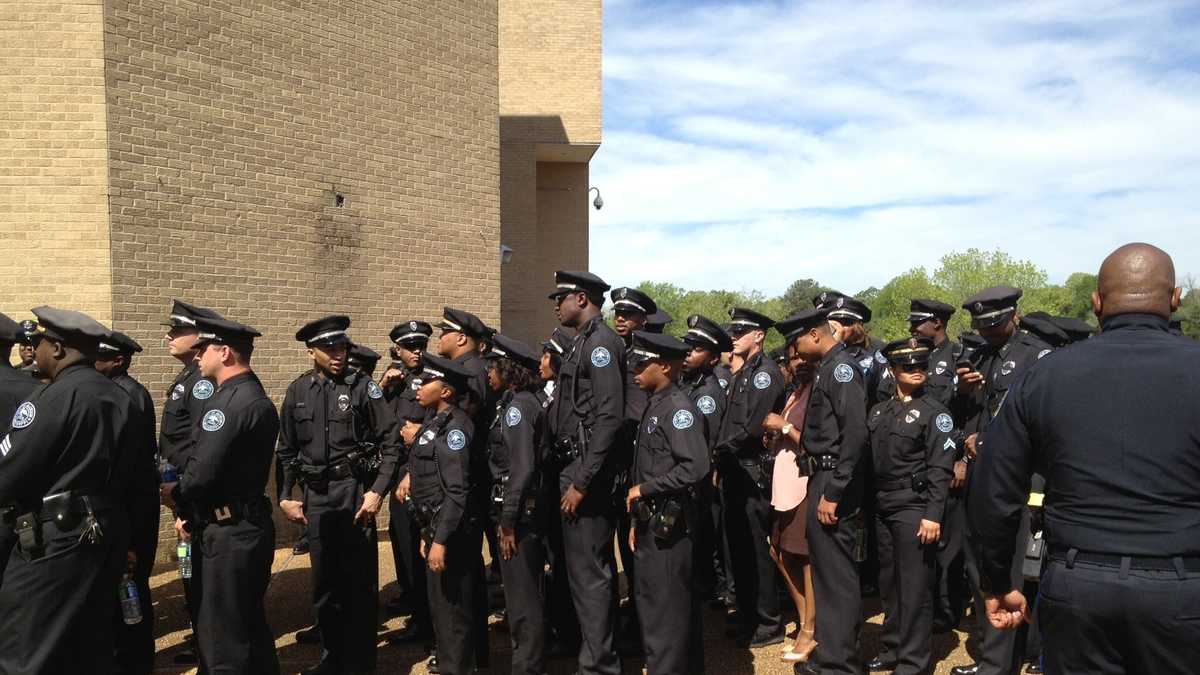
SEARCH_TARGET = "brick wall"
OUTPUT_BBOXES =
[0,0,114,327]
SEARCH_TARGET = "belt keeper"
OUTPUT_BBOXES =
[1119,556,1131,580]
[1174,557,1187,580]
[1065,548,1078,568]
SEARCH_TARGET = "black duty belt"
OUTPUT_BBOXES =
[1049,546,1200,573]
[876,478,912,492]
[1,491,117,526]
[808,454,839,471]
[193,496,271,528]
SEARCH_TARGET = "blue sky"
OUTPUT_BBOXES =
[588,0,1200,296]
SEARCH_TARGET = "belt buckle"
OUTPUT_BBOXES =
[213,505,232,523]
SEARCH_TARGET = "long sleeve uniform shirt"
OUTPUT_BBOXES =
[409,406,474,544]
[487,390,546,528]
[714,351,786,460]
[802,342,869,505]
[159,362,216,468]
[680,368,727,455]
[633,385,710,497]
[868,393,956,521]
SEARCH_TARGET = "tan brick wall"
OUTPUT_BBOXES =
[101,0,500,550]
[0,0,113,327]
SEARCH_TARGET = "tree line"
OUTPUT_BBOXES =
[635,248,1200,351]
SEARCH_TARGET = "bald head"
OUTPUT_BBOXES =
[1093,243,1180,321]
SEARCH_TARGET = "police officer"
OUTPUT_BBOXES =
[817,291,885,372]
[405,353,480,675]
[0,307,138,673]
[547,270,625,674]
[0,313,39,590]
[865,337,956,675]
[624,330,710,675]
[1045,315,1094,344]
[16,319,44,381]
[383,321,437,646]
[277,315,401,675]
[969,243,1200,675]
[485,334,550,675]
[158,298,223,664]
[951,286,1052,675]
[679,314,733,606]
[645,309,672,334]
[715,307,786,647]
[167,315,281,675]
[779,307,869,675]
[96,331,160,675]
[1017,314,1069,349]
[348,342,382,377]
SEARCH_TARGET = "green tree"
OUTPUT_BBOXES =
[780,278,830,315]
[867,268,947,341]
[1178,276,1200,341]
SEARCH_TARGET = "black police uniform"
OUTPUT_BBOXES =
[0,313,40,590]
[0,308,138,674]
[628,332,710,675]
[101,332,161,675]
[278,317,402,673]
[868,339,956,675]
[715,308,786,645]
[954,287,1051,675]
[409,379,478,675]
[172,318,280,675]
[17,320,42,380]
[799,331,869,675]
[547,271,626,675]
[970,312,1200,675]
[159,300,223,469]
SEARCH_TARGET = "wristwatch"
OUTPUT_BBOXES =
[780,423,794,436]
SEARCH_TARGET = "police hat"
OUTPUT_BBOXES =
[825,295,872,324]
[610,287,657,316]
[881,336,934,367]
[727,307,775,333]
[194,315,262,348]
[295,315,351,347]
[775,308,830,343]
[19,320,38,344]
[629,330,691,366]
[30,306,110,351]
[0,313,22,343]
[813,290,847,310]
[98,330,143,355]
[347,342,381,369]
[542,327,573,355]
[484,334,540,371]
[419,353,473,394]
[548,270,610,301]
[963,286,1022,329]
[1020,312,1069,348]
[390,320,433,348]
[440,307,490,340]
[1050,315,1094,343]
[682,314,733,353]
[908,298,956,323]
[162,299,224,328]
[645,309,672,334]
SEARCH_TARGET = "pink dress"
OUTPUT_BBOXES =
[770,382,812,555]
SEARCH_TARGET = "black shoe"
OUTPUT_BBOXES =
[742,628,785,648]
[387,621,434,646]
[172,649,199,665]
[866,655,897,671]
[295,627,320,645]
[951,664,982,675]
[1026,663,1044,674]
[546,639,575,659]
[794,663,821,675]
[301,661,339,675]
[427,654,440,674]
[293,540,310,555]
[385,596,412,616]
[932,619,958,634]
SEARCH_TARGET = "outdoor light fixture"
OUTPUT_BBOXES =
[499,244,514,265]
[589,187,603,210]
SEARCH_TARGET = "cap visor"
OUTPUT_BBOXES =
[971,312,1012,329]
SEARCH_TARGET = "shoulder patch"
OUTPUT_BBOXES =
[201,410,225,432]
[753,371,772,390]
[672,409,695,430]
[834,363,855,383]
[935,413,954,433]
[11,402,36,430]
[170,383,185,401]
[590,346,612,368]
[1037,349,1052,360]
[447,429,467,451]
[192,379,214,400]
[697,395,717,415]
[367,380,384,399]
[505,406,523,427]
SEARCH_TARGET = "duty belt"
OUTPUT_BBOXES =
[808,454,839,471]
[1049,546,1200,573]
[3,490,116,559]
[191,496,271,529]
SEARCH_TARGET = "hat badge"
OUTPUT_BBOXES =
[410,321,417,330]
[617,288,627,299]
[836,297,845,308]
[820,292,828,303]
[974,302,984,313]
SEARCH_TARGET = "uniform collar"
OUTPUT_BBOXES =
[220,370,256,391]
[1100,313,1170,332]
[820,341,848,367]
[309,368,352,388]
[648,383,677,405]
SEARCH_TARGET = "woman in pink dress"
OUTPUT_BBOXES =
[763,351,818,663]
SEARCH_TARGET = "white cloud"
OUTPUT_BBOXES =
[590,0,1200,296]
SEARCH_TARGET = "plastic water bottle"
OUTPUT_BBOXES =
[159,457,178,484]
[120,575,143,625]
[178,542,192,579]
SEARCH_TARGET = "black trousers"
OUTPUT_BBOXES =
[933,491,968,629]
[561,493,621,675]
[0,526,12,589]
[193,513,280,675]
[806,471,863,675]
[388,494,432,635]
[722,463,781,638]
[499,526,547,675]
[1039,556,1200,675]
[633,519,703,675]
[544,510,581,647]
[0,514,128,674]
[875,489,937,675]
[427,526,480,675]
[963,509,1029,675]
[307,478,379,671]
